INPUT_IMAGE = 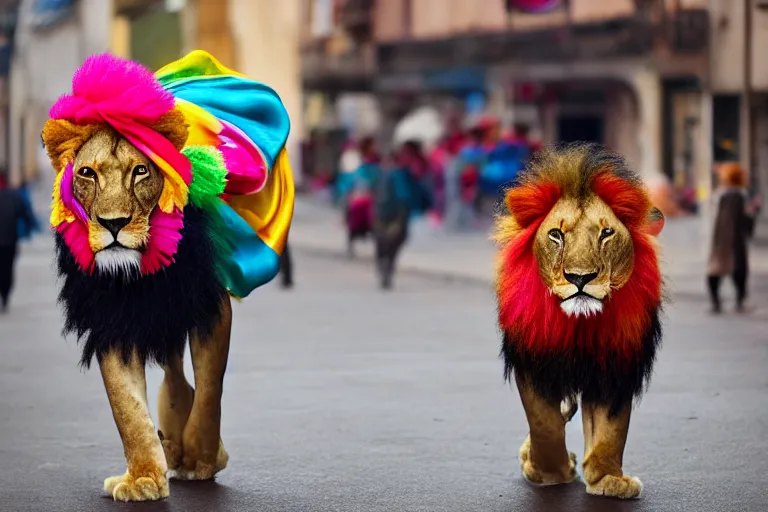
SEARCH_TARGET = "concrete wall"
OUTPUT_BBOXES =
[710,0,768,93]
[229,0,303,184]
[374,0,406,41]
[604,86,640,169]
[376,0,654,42]
[752,3,768,92]
[570,0,634,23]
[710,0,745,93]
[376,0,508,40]
[9,0,112,186]
[196,0,236,68]
[410,0,507,38]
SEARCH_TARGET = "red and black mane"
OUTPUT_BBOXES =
[496,144,663,413]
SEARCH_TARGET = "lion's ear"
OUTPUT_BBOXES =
[150,108,188,151]
[504,181,561,228]
[41,119,99,171]
[645,207,665,237]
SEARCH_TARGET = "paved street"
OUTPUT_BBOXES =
[2,228,768,511]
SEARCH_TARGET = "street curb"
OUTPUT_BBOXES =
[290,241,494,288]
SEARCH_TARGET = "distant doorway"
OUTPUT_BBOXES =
[557,115,604,144]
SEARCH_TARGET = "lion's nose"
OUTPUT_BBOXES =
[97,216,132,238]
[564,272,599,290]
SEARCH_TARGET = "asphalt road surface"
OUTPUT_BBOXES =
[1,237,768,512]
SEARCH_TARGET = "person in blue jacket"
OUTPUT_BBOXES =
[0,181,37,312]
[15,182,41,241]
[336,137,381,257]
[372,153,412,290]
[445,126,484,231]
[478,117,528,205]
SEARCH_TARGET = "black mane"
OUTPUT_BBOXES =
[55,205,227,368]
[501,308,662,416]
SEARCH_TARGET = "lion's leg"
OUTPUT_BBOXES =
[515,374,578,486]
[158,351,194,472]
[560,397,578,423]
[179,297,232,480]
[99,350,169,502]
[581,401,642,499]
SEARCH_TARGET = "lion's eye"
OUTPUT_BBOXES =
[548,228,564,245]
[600,227,615,240]
[78,166,96,179]
[133,165,149,177]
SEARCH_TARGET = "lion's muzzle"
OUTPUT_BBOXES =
[560,293,604,317]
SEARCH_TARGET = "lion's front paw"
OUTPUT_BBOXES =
[104,471,169,502]
[174,438,229,481]
[586,474,643,499]
[518,436,579,486]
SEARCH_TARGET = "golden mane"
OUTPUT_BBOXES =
[493,144,653,247]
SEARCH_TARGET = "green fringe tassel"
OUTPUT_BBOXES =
[183,145,228,210]
[183,145,231,284]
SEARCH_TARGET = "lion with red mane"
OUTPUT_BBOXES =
[494,144,664,499]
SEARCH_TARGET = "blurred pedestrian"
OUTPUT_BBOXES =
[372,153,412,290]
[397,140,433,217]
[0,182,37,313]
[278,240,294,289]
[333,138,362,204]
[506,122,542,156]
[707,163,758,314]
[478,116,527,210]
[428,114,467,225]
[445,124,484,231]
[16,181,40,241]
[336,137,381,257]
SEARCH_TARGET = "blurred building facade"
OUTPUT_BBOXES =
[6,0,111,187]
[302,0,768,212]
[300,0,380,184]
[0,0,19,184]
[5,0,303,187]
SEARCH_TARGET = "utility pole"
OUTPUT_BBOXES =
[697,0,715,251]
[742,0,754,186]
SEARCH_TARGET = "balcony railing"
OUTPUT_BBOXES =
[114,0,164,17]
[338,0,373,27]
[667,8,708,53]
[338,0,373,42]
[302,41,375,89]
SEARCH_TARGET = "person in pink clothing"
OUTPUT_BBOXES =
[429,114,467,223]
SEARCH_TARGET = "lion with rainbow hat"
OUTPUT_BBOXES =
[42,50,293,501]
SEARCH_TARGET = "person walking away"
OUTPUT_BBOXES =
[15,181,40,241]
[505,123,542,158]
[398,140,433,218]
[427,114,467,225]
[479,116,528,211]
[0,184,36,312]
[336,137,381,257]
[707,163,758,313]
[372,154,412,290]
[445,125,485,231]
[278,240,294,289]
[333,138,362,205]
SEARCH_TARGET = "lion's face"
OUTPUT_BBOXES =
[533,195,634,317]
[71,128,164,271]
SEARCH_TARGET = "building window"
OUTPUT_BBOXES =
[312,0,334,37]
[713,95,740,162]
